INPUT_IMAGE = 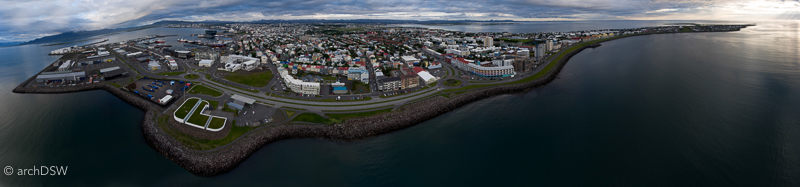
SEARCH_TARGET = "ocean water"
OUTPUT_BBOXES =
[1,21,799,186]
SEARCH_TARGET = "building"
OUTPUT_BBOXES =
[401,56,419,65]
[376,76,401,91]
[175,50,192,59]
[546,40,554,52]
[198,60,213,67]
[347,67,367,81]
[332,86,347,94]
[277,66,321,95]
[168,62,179,70]
[299,82,320,95]
[483,37,493,47]
[100,66,128,80]
[412,67,438,84]
[148,61,161,71]
[448,57,515,78]
[35,71,86,83]
[194,51,219,61]
[535,43,546,61]
[227,94,256,110]
[400,74,419,89]
[223,55,260,72]
[58,60,72,71]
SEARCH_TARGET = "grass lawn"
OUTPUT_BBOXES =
[207,100,219,109]
[186,102,209,125]
[285,110,297,117]
[222,104,239,116]
[326,108,393,121]
[157,71,185,76]
[443,79,462,86]
[109,82,123,88]
[207,76,260,93]
[184,74,200,79]
[188,85,223,97]
[159,114,256,150]
[175,98,200,119]
[224,71,272,87]
[208,117,225,129]
[291,113,336,124]
[351,82,371,94]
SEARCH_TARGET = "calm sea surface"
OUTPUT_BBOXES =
[0,21,799,186]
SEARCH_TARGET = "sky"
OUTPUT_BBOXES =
[1,0,799,42]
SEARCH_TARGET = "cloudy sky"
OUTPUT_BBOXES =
[1,0,799,42]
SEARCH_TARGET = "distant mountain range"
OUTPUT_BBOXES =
[16,19,519,46]
[0,42,23,47]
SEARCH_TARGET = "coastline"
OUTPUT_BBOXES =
[11,30,735,177]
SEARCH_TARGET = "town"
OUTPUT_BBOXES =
[18,22,749,151]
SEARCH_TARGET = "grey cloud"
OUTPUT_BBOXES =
[0,0,793,42]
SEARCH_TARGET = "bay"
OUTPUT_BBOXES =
[1,20,799,186]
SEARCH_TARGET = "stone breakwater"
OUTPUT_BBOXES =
[11,34,633,177]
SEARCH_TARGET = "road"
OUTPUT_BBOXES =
[109,42,569,113]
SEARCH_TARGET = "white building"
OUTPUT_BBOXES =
[58,60,73,71]
[401,56,419,65]
[222,55,260,72]
[148,61,161,71]
[277,66,321,95]
[198,60,214,67]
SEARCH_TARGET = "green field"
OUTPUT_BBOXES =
[186,102,209,125]
[184,74,200,79]
[325,108,393,121]
[291,113,336,124]
[207,100,219,108]
[443,79,462,86]
[157,71,185,76]
[285,110,297,118]
[109,82,123,88]
[208,117,225,129]
[158,114,255,150]
[188,85,223,97]
[222,103,238,115]
[175,98,200,119]
[224,71,273,87]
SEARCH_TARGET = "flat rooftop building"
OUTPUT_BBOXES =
[228,94,256,110]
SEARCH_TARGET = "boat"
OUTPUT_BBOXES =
[177,38,188,42]
[155,39,165,43]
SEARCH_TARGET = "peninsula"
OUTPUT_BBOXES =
[13,23,751,176]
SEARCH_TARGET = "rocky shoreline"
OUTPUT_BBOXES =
[11,33,651,177]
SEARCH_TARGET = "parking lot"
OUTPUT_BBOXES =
[126,78,189,106]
